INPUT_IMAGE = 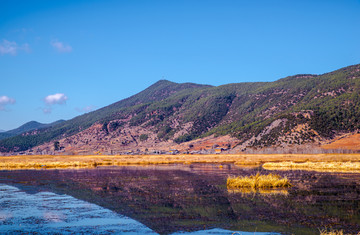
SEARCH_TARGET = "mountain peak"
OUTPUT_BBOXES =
[145,79,178,91]
[0,120,66,141]
[152,79,176,85]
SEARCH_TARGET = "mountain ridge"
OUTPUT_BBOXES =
[1,63,360,154]
[0,120,66,141]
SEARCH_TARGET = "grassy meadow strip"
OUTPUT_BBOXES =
[0,154,235,170]
[0,153,360,170]
[227,173,292,190]
[263,161,360,172]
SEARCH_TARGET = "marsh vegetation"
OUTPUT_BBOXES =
[227,173,292,190]
[1,153,360,171]
[263,161,360,172]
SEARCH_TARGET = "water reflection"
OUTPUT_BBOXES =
[0,164,360,234]
[227,188,289,196]
[171,228,278,234]
[0,184,155,234]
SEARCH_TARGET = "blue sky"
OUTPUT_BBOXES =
[1,0,360,131]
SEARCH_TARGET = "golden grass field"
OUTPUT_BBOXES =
[263,161,360,173]
[0,153,360,170]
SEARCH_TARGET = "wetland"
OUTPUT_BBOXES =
[0,163,360,234]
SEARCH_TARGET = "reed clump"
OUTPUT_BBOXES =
[227,173,292,190]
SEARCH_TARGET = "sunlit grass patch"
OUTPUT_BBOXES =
[234,161,262,166]
[263,161,360,172]
[227,173,292,190]
[0,160,98,169]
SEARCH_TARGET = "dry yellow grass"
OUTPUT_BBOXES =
[0,153,360,170]
[263,161,360,173]
[227,173,292,190]
[0,154,235,170]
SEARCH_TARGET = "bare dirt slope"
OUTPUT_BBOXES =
[322,133,360,151]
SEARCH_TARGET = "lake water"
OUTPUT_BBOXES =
[0,164,359,234]
[0,184,156,234]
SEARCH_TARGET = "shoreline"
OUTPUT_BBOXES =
[1,153,360,170]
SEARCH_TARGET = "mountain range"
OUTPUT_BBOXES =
[1,63,360,154]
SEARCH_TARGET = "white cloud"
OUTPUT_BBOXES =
[0,40,30,55]
[0,96,16,110]
[44,93,68,105]
[75,105,97,113]
[50,40,72,53]
[42,93,68,114]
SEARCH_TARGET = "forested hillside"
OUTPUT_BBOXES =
[1,64,360,153]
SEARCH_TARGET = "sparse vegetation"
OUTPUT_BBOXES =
[54,141,60,151]
[227,173,292,189]
[101,122,109,134]
[157,125,175,140]
[109,121,123,132]
[139,134,148,141]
